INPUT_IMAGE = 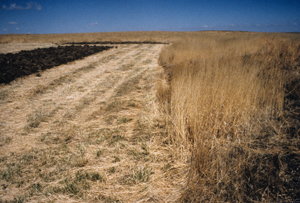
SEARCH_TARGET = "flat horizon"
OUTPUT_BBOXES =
[1,0,300,34]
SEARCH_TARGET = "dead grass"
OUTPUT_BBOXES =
[0,31,176,44]
[0,90,9,101]
[158,32,300,202]
[0,42,187,202]
[4,31,299,202]
[122,166,154,185]
[115,76,142,97]
[31,64,97,97]
[25,108,50,128]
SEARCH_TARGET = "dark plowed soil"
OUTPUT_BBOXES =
[0,45,113,84]
[64,41,169,45]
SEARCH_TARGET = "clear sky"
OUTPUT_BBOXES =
[0,0,299,34]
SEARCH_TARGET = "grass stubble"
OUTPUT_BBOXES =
[0,42,189,202]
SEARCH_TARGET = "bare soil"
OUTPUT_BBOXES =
[0,43,189,202]
[0,45,113,84]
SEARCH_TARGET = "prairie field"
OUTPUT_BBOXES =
[158,31,300,202]
[0,31,300,202]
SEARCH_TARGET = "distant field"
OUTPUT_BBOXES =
[0,31,300,202]
[0,43,57,54]
[1,31,299,44]
[0,31,178,44]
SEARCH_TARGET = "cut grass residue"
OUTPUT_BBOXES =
[117,117,132,124]
[0,136,12,147]
[114,71,144,97]
[72,157,88,167]
[142,59,152,64]
[25,108,50,128]
[108,166,116,173]
[105,99,139,113]
[127,146,150,161]
[118,62,135,71]
[0,89,10,101]
[122,166,153,185]
[75,96,96,111]
[96,149,104,157]
[97,74,121,89]
[105,100,126,113]
[108,134,125,146]
[47,170,104,196]
[112,155,120,162]
[32,74,73,97]
[100,54,117,63]
[25,105,62,129]
[73,63,96,73]
[32,63,96,97]
[0,144,106,200]
[0,42,175,202]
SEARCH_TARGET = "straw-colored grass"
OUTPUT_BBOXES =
[1,31,299,202]
[0,42,189,202]
[158,32,300,202]
[0,31,180,44]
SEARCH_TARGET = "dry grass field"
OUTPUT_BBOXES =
[0,32,182,44]
[158,32,300,202]
[0,31,300,202]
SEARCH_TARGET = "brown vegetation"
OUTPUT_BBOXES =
[0,42,187,202]
[0,31,300,202]
[0,31,180,44]
[158,32,300,202]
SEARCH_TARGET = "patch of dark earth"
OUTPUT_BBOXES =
[63,41,169,45]
[0,45,113,84]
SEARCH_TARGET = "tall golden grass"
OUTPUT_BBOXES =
[158,32,300,202]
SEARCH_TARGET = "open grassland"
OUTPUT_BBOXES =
[0,31,300,202]
[158,32,300,202]
[0,31,182,44]
[1,31,299,44]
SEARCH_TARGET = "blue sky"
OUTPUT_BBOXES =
[0,0,299,34]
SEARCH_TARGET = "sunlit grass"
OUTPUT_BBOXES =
[158,32,300,202]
